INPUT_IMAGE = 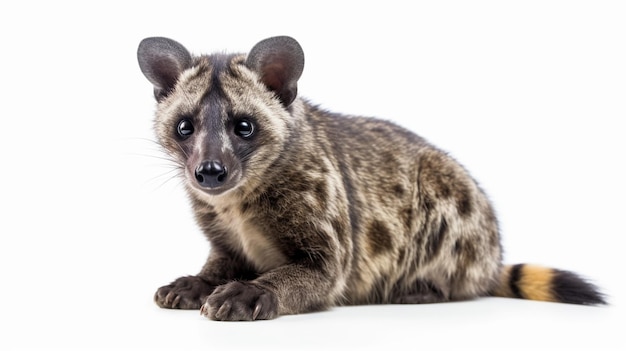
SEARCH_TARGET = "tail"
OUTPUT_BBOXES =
[491,264,606,305]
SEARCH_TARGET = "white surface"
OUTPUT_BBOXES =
[1,1,624,350]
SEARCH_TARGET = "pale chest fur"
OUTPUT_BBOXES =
[213,203,289,273]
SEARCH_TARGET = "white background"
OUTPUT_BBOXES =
[1,1,624,350]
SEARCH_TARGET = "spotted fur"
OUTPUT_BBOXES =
[138,36,605,320]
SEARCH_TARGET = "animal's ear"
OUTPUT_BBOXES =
[137,37,192,100]
[246,36,304,106]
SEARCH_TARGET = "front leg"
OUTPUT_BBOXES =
[155,248,255,310]
[200,280,278,320]
[155,275,214,309]
[201,263,338,321]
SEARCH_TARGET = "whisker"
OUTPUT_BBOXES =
[146,166,183,183]
[122,136,188,190]
[152,173,186,191]
[173,140,190,159]
[124,152,180,163]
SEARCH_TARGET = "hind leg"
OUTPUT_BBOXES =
[391,279,449,304]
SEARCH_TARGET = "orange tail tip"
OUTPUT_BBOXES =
[491,264,606,305]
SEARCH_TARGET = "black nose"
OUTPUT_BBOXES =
[195,160,228,188]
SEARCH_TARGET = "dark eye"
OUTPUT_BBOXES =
[234,120,254,138]
[177,119,194,139]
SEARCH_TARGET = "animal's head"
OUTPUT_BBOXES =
[137,36,304,198]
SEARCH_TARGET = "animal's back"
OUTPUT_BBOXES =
[304,103,502,304]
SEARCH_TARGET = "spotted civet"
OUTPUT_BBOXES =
[137,36,605,321]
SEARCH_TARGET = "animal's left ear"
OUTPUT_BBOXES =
[246,36,304,106]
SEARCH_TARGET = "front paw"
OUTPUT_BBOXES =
[200,281,278,321]
[154,276,215,309]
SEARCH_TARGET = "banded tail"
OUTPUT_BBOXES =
[491,264,606,305]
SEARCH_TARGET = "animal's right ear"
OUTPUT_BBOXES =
[137,37,192,101]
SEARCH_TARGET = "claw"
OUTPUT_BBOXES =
[165,291,175,305]
[252,303,262,320]
[215,300,232,320]
[200,303,207,316]
[172,294,181,308]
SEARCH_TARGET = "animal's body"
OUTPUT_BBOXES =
[137,36,605,321]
